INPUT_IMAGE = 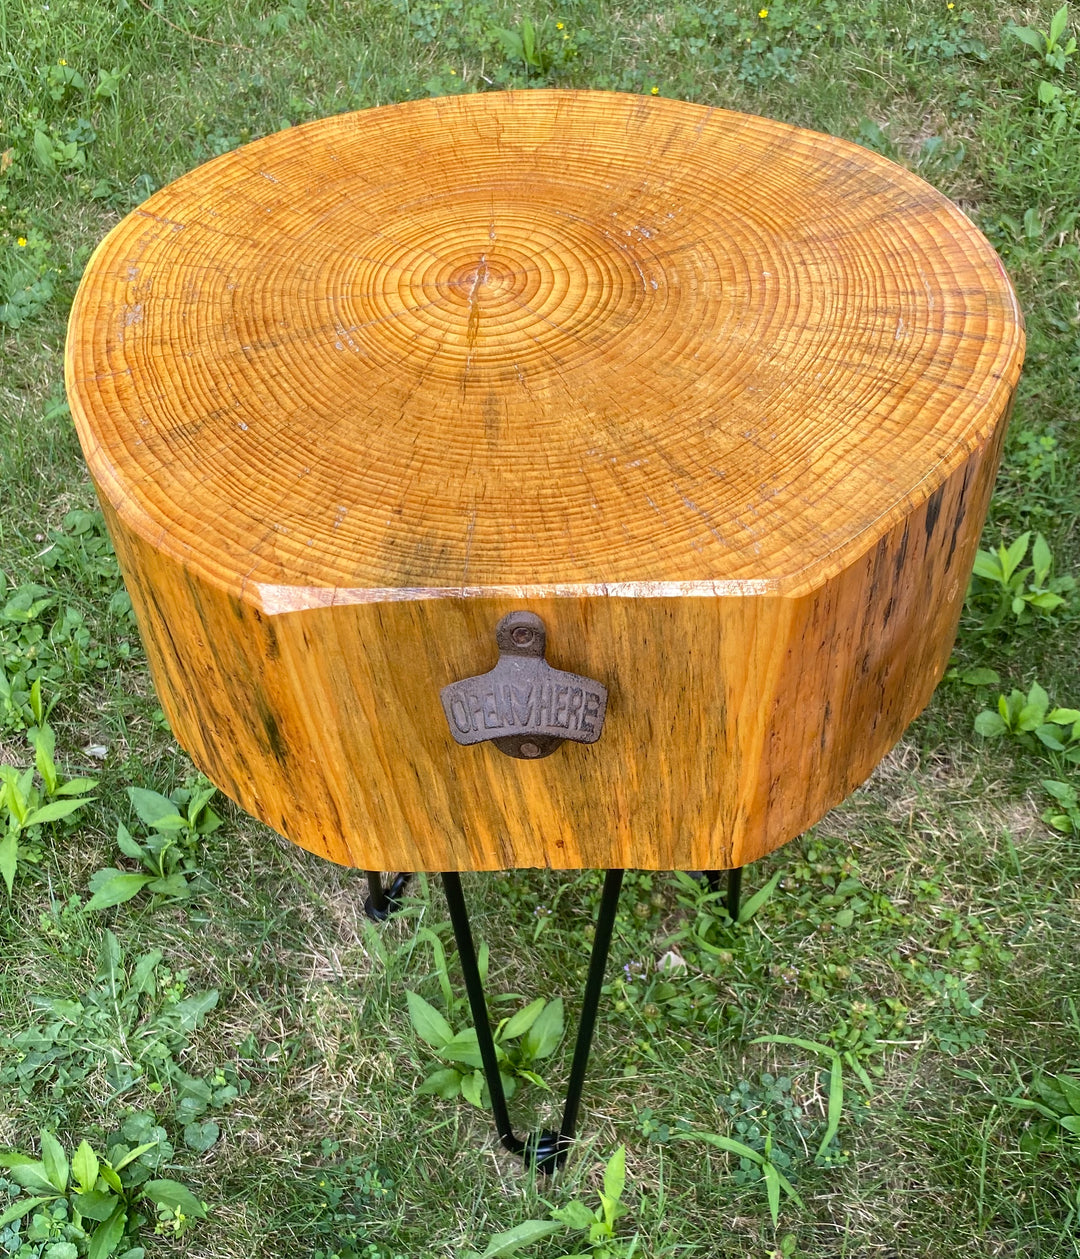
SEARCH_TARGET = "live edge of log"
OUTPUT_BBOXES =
[95,403,1009,874]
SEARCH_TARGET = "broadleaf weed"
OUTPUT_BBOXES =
[0,705,96,896]
[85,776,222,912]
[464,1146,636,1258]
[408,988,563,1107]
[0,1127,206,1254]
[0,928,221,1105]
[967,530,1076,632]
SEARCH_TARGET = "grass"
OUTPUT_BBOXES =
[2,1,1080,1256]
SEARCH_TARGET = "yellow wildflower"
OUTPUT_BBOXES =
[758,7,768,16]
[650,85,659,95]
[556,21,564,29]
[17,237,27,247]
[947,2,955,7]
[59,58,67,65]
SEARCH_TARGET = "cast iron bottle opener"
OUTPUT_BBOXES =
[441,611,607,759]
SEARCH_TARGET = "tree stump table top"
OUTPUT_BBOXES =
[66,90,1024,873]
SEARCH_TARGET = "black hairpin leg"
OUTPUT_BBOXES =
[441,868,624,1173]
[704,867,743,920]
[364,870,412,921]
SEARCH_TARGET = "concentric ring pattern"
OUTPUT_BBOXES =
[67,91,1024,599]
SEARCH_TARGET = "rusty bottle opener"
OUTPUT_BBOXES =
[440,611,608,759]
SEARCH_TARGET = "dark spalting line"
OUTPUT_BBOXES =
[819,700,832,754]
[376,531,454,588]
[263,617,280,661]
[182,679,244,771]
[139,581,233,779]
[483,390,503,445]
[924,483,945,543]
[865,536,888,607]
[189,714,228,773]
[882,596,895,628]
[944,459,975,572]
[143,580,185,668]
[322,788,346,841]
[202,754,241,807]
[184,570,216,650]
[862,540,890,634]
[254,690,288,763]
[892,520,910,583]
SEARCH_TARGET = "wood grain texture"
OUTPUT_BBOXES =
[66,90,1024,872]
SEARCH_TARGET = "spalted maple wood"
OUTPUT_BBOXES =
[67,91,1024,872]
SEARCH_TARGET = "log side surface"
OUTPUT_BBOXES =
[66,91,1024,872]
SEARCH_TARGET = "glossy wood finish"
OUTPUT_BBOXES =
[66,90,1024,871]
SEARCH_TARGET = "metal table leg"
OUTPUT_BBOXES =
[363,870,412,921]
[441,868,624,1173]
[703,867,743,920]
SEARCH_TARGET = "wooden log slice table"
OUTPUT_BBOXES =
[66,90,1023,1167]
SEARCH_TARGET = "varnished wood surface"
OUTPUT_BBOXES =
[66,91,1024,872]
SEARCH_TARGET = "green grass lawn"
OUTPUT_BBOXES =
[2,1,1080,1256]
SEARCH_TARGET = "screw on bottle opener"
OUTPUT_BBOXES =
[440,612,608,760]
